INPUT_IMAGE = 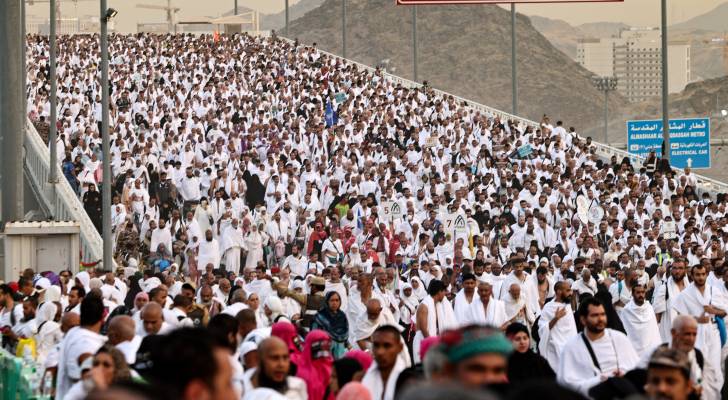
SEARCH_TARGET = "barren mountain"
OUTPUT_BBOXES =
[287,0,626,129]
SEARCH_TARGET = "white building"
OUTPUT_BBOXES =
[577,28,691,103]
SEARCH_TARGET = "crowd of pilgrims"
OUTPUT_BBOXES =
[8,31,728,399]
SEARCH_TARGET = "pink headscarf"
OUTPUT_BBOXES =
[419,336,440,361]
[297,330,334,400]
[336,382,372,400]
[271,321,302,365]
[344,350,373,371]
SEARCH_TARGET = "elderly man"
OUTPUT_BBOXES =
[672,264,727,399]
[466,282,508,328]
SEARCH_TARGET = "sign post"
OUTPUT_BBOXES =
[626,118,710,169]
[381,201,403,222]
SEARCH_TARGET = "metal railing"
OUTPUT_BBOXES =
[295,39,728,196]
[24,119,104,265]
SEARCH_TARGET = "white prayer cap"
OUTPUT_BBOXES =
[240,341,257,356]
[142,277,162,293]
[292,280,305,290]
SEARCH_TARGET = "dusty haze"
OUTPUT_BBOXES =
[26,0,720,33]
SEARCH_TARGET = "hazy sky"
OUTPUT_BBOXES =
[25,0,723,33]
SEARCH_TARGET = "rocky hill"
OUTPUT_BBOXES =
[529,16,627,58]
[286,0,626,129]
[261,0,326,31]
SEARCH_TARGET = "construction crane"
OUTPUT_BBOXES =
[137,0,180,34]
[26,0,95,24]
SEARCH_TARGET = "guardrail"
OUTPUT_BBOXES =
[24,119,104,266]
[290,38,728,196]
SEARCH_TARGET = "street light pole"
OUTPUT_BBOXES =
[593,76,618,145]
[234,0,238,15]
[342,0,347,58]
[660,0,670,162]
[511,3,517,115]
[100,3,112,271]
[49,0,59,185]
[1,0,25,226]
[285,0,289,36]
[412,5,418,82]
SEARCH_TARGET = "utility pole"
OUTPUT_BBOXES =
[660,0,670,161]
[342,0,347,58]
[49,0,59,187]
[593,76,618,145]
[285,0,289,36]
[100,3,112,270]
[511,3,517,115]
[412,5,418,82]
[1,0,25,226]
[234,0,238,15]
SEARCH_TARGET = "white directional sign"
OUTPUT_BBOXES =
[381,201,403,220]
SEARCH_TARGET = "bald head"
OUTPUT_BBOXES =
[107,315,135,345]
[258,336,287,357]
[257,336,290,383]
[61,312,80,333]
[141,302,163,335]
[366,298,382,321]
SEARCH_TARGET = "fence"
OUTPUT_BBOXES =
[24,119,104,267]
[293,38,728,196]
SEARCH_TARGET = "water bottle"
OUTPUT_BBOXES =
[41,370,54,397]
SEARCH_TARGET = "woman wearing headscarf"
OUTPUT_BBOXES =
[243,224,264,271]
[308,222,328,258]
[264,296,289,325]
[505,322,555,383]
[312,292,349,359]
[399,283,418,354]
[297,330,335,400]
[271,321,302,370]
[34,301,62,364]
[409,276,427,302]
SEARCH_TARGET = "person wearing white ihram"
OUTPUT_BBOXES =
[413,280,456,363]
[538,281,577,371]
[465,282,508,328]
[653,259,688,342]
[619,284,661,357]
[557,297,638,396]
[672,264,727,400]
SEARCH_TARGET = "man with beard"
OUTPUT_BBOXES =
[465,282,508,328]
[671,264,727,400]
[198,229,221,271]
[537,281,577,371]
[653,258,689,342]
[199,285,223,320]
[557,297,638,396]
[453,273,479,322]
[619,284,661,357]
[244,336,307,399]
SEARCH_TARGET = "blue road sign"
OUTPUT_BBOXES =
[626,118,710,169]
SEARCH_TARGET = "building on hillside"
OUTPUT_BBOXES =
[577,28,691,103]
